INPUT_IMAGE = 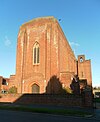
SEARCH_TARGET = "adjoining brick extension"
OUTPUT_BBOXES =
[0,76,9,93]
[0,16,92,94]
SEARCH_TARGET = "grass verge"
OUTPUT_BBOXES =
[0,105,93,117]
[94,98,100,103]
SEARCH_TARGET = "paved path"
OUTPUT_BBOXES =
[0,110,99,122]
[1,102,100,121]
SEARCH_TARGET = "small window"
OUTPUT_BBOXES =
[81,72,84,78]
[2,79,7,85]
[80,57,83,62]
[33,42,40,65]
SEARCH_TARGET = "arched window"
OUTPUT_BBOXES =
[80,57,83,62]
[33,42,40,65]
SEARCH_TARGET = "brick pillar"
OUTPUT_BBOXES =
[82,89,93,108]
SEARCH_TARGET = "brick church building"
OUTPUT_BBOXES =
[0,16,92,94]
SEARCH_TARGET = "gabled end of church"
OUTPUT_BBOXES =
[0,16,92,94]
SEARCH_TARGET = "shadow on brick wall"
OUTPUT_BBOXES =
[13,94,83,107]
[45,75,67,94]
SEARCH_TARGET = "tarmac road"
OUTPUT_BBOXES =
[0,110,99,122]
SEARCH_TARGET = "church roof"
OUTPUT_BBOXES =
[21,16,57,28]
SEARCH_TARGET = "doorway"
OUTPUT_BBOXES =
[32,84,40,93]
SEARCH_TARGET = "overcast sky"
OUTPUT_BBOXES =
[0,0,100,87]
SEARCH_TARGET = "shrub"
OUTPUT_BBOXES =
[64,87,72,94]
[8,86,17,94]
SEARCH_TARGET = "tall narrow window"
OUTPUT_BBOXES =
[34,47,36,64]
[37,47,39,63]
[33,42,40,65]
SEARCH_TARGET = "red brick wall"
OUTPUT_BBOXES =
[78,55,92,86]
[0,94,82,107]
[0,94,22,103]
[8,75,16,88]
[0,93,93,108]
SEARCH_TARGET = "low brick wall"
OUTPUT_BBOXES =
[0,93,93,108]
[0,94,83,107]
[0,94,22,103]
[15,94,83,107]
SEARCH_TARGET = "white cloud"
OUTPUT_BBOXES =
[69,41,80,55]
[69,41,80,47]
[4,36,12,47]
